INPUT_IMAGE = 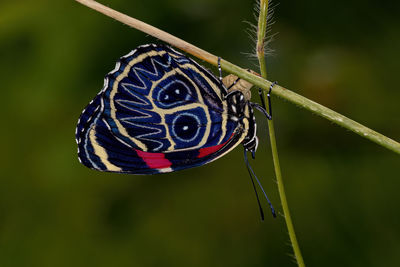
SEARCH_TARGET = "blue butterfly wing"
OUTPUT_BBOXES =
[76,44,247,174]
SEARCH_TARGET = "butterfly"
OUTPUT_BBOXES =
[75,43,272,175]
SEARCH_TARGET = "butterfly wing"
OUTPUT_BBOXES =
[76,44,247,174]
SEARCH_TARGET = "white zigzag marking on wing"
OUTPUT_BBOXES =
[116,91,149,107]
[119,107,153,120]
[153,56,172,68]
[133,56,171,79]
[120,119,164,151]
[118,55,175,99]
[119,56,173,98]
[120,69,147,90]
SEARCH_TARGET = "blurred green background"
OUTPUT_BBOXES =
[1,0,400,266]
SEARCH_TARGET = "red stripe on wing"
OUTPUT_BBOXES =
[197,135,233,158]
[135,149,172,169]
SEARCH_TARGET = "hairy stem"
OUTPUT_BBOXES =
[75,0,400,155]
[257,1,305,266]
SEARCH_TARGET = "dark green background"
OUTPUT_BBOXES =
[1,0,400,266]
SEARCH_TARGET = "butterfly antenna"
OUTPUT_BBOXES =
[244,149,277,218]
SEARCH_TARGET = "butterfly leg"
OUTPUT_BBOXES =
[251,102,272,120]
[258,81,277,120]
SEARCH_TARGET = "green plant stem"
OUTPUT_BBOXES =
[75,0,400,155]
[257,1,305,266]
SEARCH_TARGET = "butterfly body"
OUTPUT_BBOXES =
[76,44,258,174]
